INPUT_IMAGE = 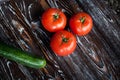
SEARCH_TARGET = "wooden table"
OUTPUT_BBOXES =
[0,0,120,80]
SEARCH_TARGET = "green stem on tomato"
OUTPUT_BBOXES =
[59,37,69,46]
[80,16,86,24]
[53,14,59,20]
[62,37,69,43]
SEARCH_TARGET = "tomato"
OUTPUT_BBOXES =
[69,12,93,36]
[41,8,67,32]
[50,30,76,56]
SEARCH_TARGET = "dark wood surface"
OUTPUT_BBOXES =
[0,0,120,80]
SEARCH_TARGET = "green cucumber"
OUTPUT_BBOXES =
[0,42,46,69]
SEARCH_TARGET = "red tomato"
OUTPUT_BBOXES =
[41,8,67,32]
[50,30,76,56]
[69,12,93,36]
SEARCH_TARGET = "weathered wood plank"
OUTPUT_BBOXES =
[0,0,119,80]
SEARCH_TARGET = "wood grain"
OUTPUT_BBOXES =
[0,0,119,80]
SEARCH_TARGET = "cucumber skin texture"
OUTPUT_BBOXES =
[0,42,46,69]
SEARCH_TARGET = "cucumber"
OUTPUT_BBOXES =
[0,42,46,69]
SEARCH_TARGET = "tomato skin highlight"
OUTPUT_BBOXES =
[41,8,67,32]
[50,30,77,56]
[69,12,93,36]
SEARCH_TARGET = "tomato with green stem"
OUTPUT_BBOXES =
[41,8,67,32]
[69,12,93,36]
[50,30,77,56]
